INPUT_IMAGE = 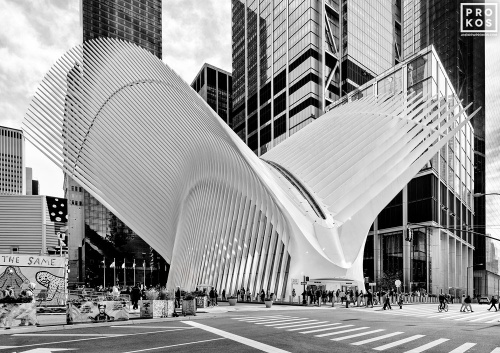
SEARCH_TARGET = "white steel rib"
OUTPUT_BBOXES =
[23,38,479,294]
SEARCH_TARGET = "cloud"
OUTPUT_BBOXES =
[162,0,232,85]
[0,0,80,197]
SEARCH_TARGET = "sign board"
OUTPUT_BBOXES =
[300,282,307,285]
[395,280,401,287]
[369,283,376,286]
[291,278,299,284]
[0,254,67,305]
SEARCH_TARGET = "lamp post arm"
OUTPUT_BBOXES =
[407,222,499,241]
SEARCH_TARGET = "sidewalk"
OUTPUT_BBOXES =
[0,302,329,335]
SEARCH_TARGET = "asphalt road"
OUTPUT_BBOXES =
[1,303,500,353]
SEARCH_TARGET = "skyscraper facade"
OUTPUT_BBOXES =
[402,0,488,295]
[191,64,233,126]
[82,0,162,59]
[231,0,401,155]
[0,126,25,195]
[65,0,164,286]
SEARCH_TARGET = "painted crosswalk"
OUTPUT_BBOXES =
[231,315,500,352]
[349,303,500,324]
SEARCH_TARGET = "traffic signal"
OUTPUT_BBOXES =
[305,276,309,281]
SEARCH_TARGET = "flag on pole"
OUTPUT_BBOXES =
[133,260,136,268]
[110,261,115,268]
[121,262,125,269]
[143,261,146,268]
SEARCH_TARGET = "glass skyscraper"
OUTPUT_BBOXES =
[231,0,401,155]
[0,126,24,195]
[191,64,233,126]
[66,0,165,287]
[402,0,488,295]
[82,0,162,59]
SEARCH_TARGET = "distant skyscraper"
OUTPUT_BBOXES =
[65,0,165,286]
[402,0,488,294]
[191,63,232,126]
[0,125,25,195]
[82,0,162,59]
[231,0,401,155]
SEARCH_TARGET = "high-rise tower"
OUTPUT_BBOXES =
[231,0,402,155]
[0,126,25,195]
[66,0,165,286]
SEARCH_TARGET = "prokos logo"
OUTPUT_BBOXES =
[461,3,498,33]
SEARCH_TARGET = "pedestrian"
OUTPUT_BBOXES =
[222,289,226,300]
[215,288,218,306]
[175,286,181,308]
[260,289,265,302]
[383,290,392,310]
[390,289,394,304]
[462,295,473,312]
[397,293,404,309]
[460,294,466,312]
[131,282,141,310]
[308,288,313,304]
[246,288,251,302]
[240,287,245,302]
[328,290,333,303]
[336,289,340,303]
[366,290,373,308]
[315,287,321,306]
[340,290,345,304]
[488,295,498,311]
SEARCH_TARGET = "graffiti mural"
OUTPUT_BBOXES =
[0,255,66,304]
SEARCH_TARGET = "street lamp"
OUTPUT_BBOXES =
[467,263,483,297]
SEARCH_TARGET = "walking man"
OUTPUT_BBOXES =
[488,296,498,311]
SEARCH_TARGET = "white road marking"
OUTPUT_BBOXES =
[234,316,300,322]
[330,329,385,341]
[232,315,291,320]
[351,332,404,346]
[404,338,449,352]
[490,348,500,353]
[119,338,226,353]
[276,321,329,329]
[110,326,194,329]
[300,324,353,334]
[254,318,304,325]
[448,343,477,353]
[12,334,122,337]
[0,329,187,349]
[183,321,290,353]
[373,335,425,351]
[314,327,369,338]
[287,323,340,331]
[259,318,312,326]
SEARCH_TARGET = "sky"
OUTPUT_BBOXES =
[0,0,232,198]
[0,0,499,248]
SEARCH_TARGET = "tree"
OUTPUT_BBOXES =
[377,269,403,291]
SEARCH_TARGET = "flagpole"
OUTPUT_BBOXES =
[113,257,116,287]
[103,257,106,288]
[133,259,136,285]
[123,258,126,287]
[143,261,146,288]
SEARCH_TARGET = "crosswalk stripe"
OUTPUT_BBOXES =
[351,332,404,345]
[240,316,300,322]
[287,323,340,331]
[490,348,500,353]
[267,320,319,327]
[314,327,369,338]
[403,338,449,352]
[255,318,306,325]
[264,319,317,327]
[233,315,293,321]
[331,329,385,341]
[300,324,353,334]
[373,334,425,351]
[448,343,477,353]
[469,313,497,322]
[277,321,329,329]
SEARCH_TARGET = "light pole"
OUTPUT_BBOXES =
[467,263,483,297]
